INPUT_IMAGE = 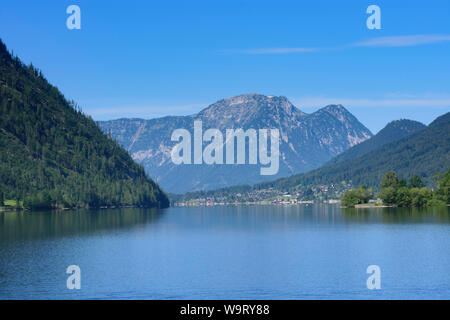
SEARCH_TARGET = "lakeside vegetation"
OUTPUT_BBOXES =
[0,39,169,210]
[341,170,449,207]
[341,185,373,207]
[0,195,21,210]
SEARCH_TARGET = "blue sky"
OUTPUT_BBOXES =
[1,0,449,132]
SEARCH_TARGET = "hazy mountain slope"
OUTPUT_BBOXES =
[261,111,450,191]
[327,119,426,165]
[99,94,372,193]
[0,39,169,209]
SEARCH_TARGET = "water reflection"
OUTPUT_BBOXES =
[341,206,450,224]
[184,204,450,227]
[0,205,449,299]
[168,204,344,230]
[0,208,163,241]
[0,205,448,242]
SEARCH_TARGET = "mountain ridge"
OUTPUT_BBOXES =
[99,94,373,193]
[281,112,450,189]
[327,119,426,165]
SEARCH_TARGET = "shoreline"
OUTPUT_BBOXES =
[0,204,166,212]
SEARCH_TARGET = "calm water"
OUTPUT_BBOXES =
[0,205,449,299]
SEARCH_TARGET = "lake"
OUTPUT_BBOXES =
[0,205,449,299]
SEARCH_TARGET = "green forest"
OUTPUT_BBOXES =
[341,170,450,207]
[0,39,169,210]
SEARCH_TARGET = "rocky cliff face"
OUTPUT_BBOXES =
[98,94,372,193]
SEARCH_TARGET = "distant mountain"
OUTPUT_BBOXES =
[327,119,426,165]
[260,112,450,191]
[177,112,449,202]
[99,94,372,193]
[0,39,169,209]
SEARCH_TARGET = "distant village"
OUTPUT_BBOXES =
[174,182,354,207]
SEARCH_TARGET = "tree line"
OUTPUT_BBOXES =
[341,170,449,207]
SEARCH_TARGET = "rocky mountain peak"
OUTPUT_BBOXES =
[321,104,350,115]
[198,93,304,125]
[312,104,367,130]
[99,94,373,193]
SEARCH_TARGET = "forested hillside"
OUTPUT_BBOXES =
[327,119,426,165]
[0,39,169,209]
[274,112,449,191]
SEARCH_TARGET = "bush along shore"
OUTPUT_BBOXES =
[0,191,165,211]
[341,170,449,208]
